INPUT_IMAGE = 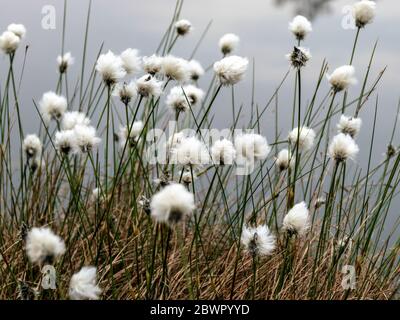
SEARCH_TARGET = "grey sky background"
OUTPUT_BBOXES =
[1,0,400,238]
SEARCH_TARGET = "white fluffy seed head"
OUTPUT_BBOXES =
[57,52,74,73]
[96,51,126,86]
[39,91,67,123]
[166,86,191,114]
[327,65,357,92]
[69,266,102,300]
[143,55,163,75]
[235,133,271,162]
[7,23,26,38]
[136,74,163,97]
[73,125,101,153]
[283,202,310,236]
[55,130,76,155]
[0,30,20,54]
[25,227,66,264]
[170,136,210,168]
[120,48,142,75]
[286,46,311,68]
[182,84,204,106]
[118,121,144,147]
[289,15,312,41]
[219,33,240,55]
[337,115,362,138]
[167,131,186,149]
[61,111,90,130]
[353,0,376,28]
[211,139,236,165]
[161,55,190,82]
[113,81,138,104]
[241,225,276,256]
[213,55,248,86]
[288,126,315,152]
[175,19,192,36]
[150,183,195,224]
[188,60,204,81]
[180,169,196,184]
[275,149,294,171]
[23,134,42,159]
[328,133,359,162]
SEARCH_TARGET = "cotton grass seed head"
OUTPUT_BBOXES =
[39,91,67,123]
[113,81,138,105]
[183,84,204,105]
[120,48,142,75]
[96,50,126,86]
[288,126,315,152]
[337,115,362,138]
[214,55,248,86]
[289,15,312,41]
[275,149,294,171]
[353,0,376,28]
[61,111,90,130]
[219,33,240,56]
[136,74,163,98]
[170,136,210,168]
[25,227,66,265]
[161,55,190,82]
[328,133,359,162]
[286,46,311,68]
[7,23,26,38]
[0,30,20,54]
[57,52,74,74]
[55,130,76,155]
[150,183,195,224]
[166,86,191,114]
[143,54,163,75]
[188,59,204,81]
[283,201,310,236]
[73,125,101,153]
[175,19,192,36]
[118,121,144,148]
[69,266,102,300]
[327,65,357,92]
[23,134,42,159]
[235,133,271,162]
[211,138,236,165]
[241,225,276,257]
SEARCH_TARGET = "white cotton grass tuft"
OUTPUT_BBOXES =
[55,130,76,155]
[73,125,101,153]
[25,227,66,264]
[61,111,90,130]
[283,202,310,236]
[0,30,20,54]
[327,65,357,92]
[180,169,196,185]
[57,52,74,74]
[235,133,271,162]
[143,55,163,75]
[241,225,276,256]
[288,126,316,152]
[23,134,42,159]
[161,55,190,83]
[95,50,126,86]
[167,131,186,149]
[337,115,362,138]
[150,183,195,224]
[353,0,376,28]
[213,55,248,86]
[136,74,163,98]
[286,46,311,68]
[113,81,138,105]
[188,60,204,81]
[275,149,294,171]
[211,139,236,165]
[328,133,359,162]
[170,136,210,167]
[288,15,312,41]
[166,85,204,114]
[174,19,192,36]
[69,266,102,300]
[218,33,240,56]
[120,48,142,75]
[118,121,144,148]
[183,84,204,106]
[7,23,26,38]
[39,91,68,123]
